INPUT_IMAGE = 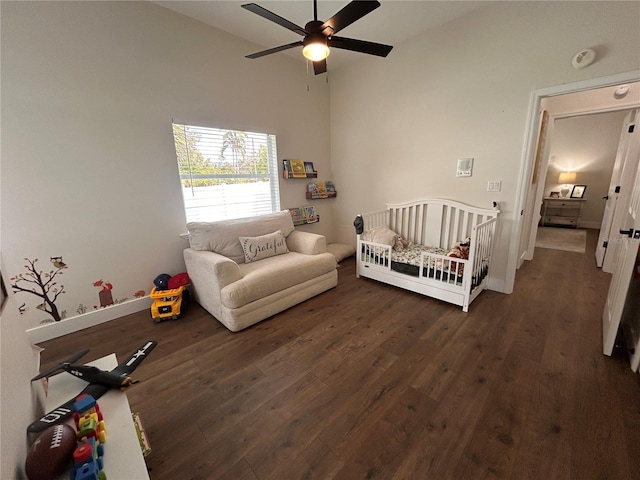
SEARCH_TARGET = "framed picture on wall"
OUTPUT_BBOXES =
[570,185,587,198]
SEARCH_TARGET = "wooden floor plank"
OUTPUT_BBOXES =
[36,229,640,480]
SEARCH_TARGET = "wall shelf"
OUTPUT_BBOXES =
[307,180,336,199]
[283,159,317,179]
[283,170,317,179]
[306,191,337,199]
[289,206,319,225]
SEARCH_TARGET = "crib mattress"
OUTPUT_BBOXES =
[390,245,447,277]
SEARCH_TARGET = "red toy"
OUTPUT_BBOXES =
[25,424,76,480]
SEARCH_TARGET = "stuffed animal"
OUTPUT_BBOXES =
[448,238,470,275]
[393,235,410,251]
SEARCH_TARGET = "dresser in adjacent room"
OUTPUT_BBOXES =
[541,197,586,228]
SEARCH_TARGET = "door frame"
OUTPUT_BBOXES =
[506,70,640,293]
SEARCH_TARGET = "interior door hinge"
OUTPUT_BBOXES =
[603,240,608,248]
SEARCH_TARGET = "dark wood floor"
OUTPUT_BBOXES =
[39,230,640,480]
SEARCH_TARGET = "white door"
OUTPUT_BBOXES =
[630,257,640,370]
[602,117,640,357]
[596,110,637,268]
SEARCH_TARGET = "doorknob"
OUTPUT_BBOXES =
[603,195,609,200]
[620,228,634,238]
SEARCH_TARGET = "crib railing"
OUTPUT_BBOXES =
[358,241,392,268]
[420,251,468,287]
[360,210,389,232]
[468,216,497,288]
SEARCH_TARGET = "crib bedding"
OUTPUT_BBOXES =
[361,242,489,288]
[360,244,445,268]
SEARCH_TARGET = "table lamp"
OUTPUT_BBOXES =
[558,172,576,197]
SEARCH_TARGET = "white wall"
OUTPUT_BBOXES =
[544,110,629,228]
[1,1,331,338]
[3,0,640,474]
[0,266,44,480]
[329,1,640,293]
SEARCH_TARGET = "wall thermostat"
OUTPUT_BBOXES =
[456,158,473,177]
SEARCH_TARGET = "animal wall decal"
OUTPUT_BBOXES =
[10,257,67,322]
[93,279,114,308]
[11,256,148,327]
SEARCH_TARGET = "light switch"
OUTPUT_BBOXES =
[487,181,501,192]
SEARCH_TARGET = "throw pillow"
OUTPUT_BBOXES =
[361,226,399,247]
[239,230,289,263]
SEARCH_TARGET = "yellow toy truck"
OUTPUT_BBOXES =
[150,285,189,322]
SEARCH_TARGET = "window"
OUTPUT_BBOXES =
[172,122,280,222]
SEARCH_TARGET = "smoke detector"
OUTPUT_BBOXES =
[572,49,596,69]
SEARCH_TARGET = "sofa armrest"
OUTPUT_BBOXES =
[183,248,242,320]
[184,248,242,289]
[286,230,327,255]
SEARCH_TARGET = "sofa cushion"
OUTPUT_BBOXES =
[221,252,336,309]
[186,211,295,263]
[239,230,289,263]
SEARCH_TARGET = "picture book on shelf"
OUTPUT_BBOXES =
[289,160,307,178]
[304,206,318,223]
[289,207,306,225]
[307,181,328,198]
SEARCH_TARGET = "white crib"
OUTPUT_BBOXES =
[356,198,499,312]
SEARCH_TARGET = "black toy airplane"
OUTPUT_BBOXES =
[27,340,157,434]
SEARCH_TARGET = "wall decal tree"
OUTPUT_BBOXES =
[10,257,67,322]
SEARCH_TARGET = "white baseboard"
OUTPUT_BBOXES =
[578,222,601,230]
[26,296,153,344]
[487,277,507,294]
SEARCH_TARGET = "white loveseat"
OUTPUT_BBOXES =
[183,211,338,332]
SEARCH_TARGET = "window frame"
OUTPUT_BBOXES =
[172,122,281,223]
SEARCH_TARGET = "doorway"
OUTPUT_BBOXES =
[506,71,640,295]
[534,110,631,255]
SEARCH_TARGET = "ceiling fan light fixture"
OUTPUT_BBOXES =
[303,34,330,61]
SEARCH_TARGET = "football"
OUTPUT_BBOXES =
[25,424,76,480]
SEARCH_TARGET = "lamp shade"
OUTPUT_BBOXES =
[303,34,330,61]
[558,172,577,184]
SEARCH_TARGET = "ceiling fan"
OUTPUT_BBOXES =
[242,0,393,75]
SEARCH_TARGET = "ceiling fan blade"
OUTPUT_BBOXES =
[246,41,303,59]
[242,3,307,36]
[313,59,327,75]
[321,1,380,36]
[328,36,393,57]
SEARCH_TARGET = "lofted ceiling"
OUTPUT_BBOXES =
[153,0,492,71]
